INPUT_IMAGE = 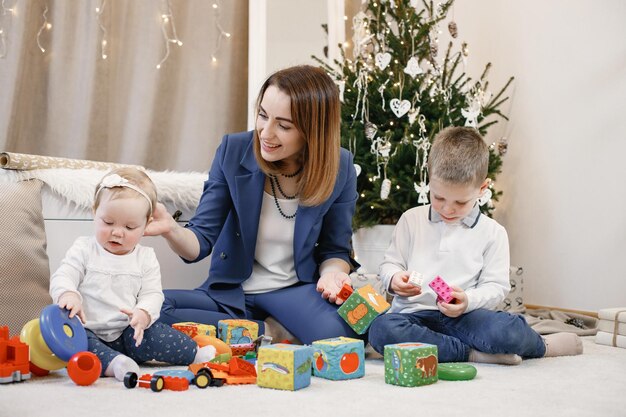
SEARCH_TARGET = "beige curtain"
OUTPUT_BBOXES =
[0,0,248,172]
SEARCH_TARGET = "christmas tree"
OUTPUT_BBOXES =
[314,0,513,229]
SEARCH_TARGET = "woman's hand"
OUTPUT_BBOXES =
[143,203,177,237]
[58,291,86,323]
[437,285,468,318]
[317,271,352,305]
[120,308,151,347]
[389,271,422,297]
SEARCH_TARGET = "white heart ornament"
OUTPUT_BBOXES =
[403,57,422,78]
[375,52,392,70]
[478,188,492,206]
[390,98,411,118]
[354,164,362,177]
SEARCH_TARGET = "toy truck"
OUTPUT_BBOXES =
[0,326,30,384]
[188,356,257,385]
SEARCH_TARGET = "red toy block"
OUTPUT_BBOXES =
[336,284,354,302]
[428,276,455,304]
[0,326,31,383]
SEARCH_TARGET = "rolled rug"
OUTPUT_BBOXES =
[1,151,143,171]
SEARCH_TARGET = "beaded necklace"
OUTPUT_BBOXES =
[281,166,303,178]
[269,174,297,199]
[267,166,302,219]
[268,175,297,219]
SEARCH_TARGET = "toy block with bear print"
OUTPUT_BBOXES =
[312,337,364,380]
[217,319,258,345]
[172,322,216,339]
[384,342,438,387]
[256,343,314,391]
[337,284,390,334]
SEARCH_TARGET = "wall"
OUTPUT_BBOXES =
[452,0,626,312]
[259,1,626,313]
[247,0,331,127]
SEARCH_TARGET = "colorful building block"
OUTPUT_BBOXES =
[1,326,31,383]
[172,322,216,338]
[408,271,423,287]
[337,284,390,334]
[312,337,365,380]
[428,276,455,303]
[336,283,354,302]
[384,342,438,387]
[256,343,313,391]
[217,319,258,345]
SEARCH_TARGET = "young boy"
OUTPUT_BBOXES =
[368,127,582,364]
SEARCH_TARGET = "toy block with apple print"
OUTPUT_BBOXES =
[312,337,365,380]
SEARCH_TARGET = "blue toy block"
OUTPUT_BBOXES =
[312,337,365,380]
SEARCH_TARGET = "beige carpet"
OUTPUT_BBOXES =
[3,337,625,417]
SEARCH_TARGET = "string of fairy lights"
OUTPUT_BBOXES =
[0,1,231,67]
[0,0,16,59]
[210,0,231,64]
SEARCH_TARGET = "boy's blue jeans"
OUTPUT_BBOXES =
[368,309,546,363]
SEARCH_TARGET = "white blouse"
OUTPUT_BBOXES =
[242,192,299,294]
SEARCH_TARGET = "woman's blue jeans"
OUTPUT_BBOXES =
[368,309,546,363]
[158,283,361,345]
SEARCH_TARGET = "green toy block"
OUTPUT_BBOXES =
[337,284,390,334]
[384,342,438,387]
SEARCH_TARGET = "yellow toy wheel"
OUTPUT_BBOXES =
[20,319,67,371]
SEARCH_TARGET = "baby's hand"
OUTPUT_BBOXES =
[58,291,86,323]
[437,285,468,318]
[120,308,151,347]
[390,271,422,297]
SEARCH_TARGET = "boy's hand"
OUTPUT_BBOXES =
[317,271,351,305]
[120,308,151,347]
[390,271,422,297]
[58,291,86,323]
[437,285,468,318]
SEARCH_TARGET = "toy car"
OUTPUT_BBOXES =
[188,357,257,385]
[123,368,223,392]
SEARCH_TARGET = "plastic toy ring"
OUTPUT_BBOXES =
[20,318,67,371]
[39,304,88,361]
[67,351,102,386]
[438,363,477,381]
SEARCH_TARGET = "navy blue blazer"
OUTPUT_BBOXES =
[185,131,358,317]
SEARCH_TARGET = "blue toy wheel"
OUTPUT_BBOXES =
[39,304,88,361]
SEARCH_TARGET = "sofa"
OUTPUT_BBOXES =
[0,160,211,335]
